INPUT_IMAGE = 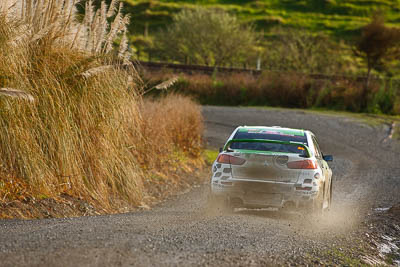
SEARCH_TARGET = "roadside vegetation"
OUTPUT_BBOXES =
[155,7,259,67]
[119,0,400,117]
[125,0,400,70]
[127,3,400,115]
[0,0,204,218]
[143,71,400,115]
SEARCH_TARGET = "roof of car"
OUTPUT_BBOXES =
[237,126,306,137]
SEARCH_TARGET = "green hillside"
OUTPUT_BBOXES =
[124,0,400,39]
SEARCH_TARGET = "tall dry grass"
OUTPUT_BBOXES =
[138,95,203,201]
[0,1,204,216]
[0,0,130,59]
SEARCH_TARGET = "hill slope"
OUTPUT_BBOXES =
[124,0,400,39]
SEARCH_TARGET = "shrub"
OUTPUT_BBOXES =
[155,7,259,67]
[142,69,399,114]
[393,96,400,115]
[368,80,397,114]
[138,95,203,170]
[264,28,347,75]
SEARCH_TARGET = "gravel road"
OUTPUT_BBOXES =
[1,106,399,266]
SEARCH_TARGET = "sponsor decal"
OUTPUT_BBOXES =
[239,127,304,136]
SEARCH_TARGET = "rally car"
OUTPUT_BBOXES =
[209,126,333,213]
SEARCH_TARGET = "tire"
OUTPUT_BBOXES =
[301,193,323,215]
[307,184,324,216]
[327,179,333,210]
[313,191,324,215]
[320,180,333,212]
[206,194,233,214]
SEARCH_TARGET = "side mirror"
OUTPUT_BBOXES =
[323,155,333,162]
[219,147,223,153]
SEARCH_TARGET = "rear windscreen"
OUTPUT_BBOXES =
[230,128,308,155]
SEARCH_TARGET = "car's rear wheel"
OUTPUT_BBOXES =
[206,193,234,214]
[313,191,324,215]
[302,185,324,215]
[322,180,333,212]
[328,180,333,209]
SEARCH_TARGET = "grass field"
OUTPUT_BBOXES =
[124,0,400,39]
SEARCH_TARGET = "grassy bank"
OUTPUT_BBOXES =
[124,0,400,39]
[0,93,206,218]
[0,2,205,219]
[144,71,400,115]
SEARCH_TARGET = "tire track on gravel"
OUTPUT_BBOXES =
[0,106,399,266]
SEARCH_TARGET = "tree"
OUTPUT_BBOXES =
[156,7,258,67]
[131,35,154,60]
[264,27,346,75]
[354,13,400,106]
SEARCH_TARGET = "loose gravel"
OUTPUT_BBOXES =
[0,106,399,266]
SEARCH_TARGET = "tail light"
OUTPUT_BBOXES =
[217,154,246,165]
[287,160,317,169]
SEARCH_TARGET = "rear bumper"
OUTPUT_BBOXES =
[211,179,319,208]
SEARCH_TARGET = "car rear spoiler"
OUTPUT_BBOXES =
[223,139,312,158]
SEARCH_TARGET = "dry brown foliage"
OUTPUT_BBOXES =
[143,70,393,114]
[0,2,204,218]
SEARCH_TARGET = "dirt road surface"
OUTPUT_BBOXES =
[1,106,399,266]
